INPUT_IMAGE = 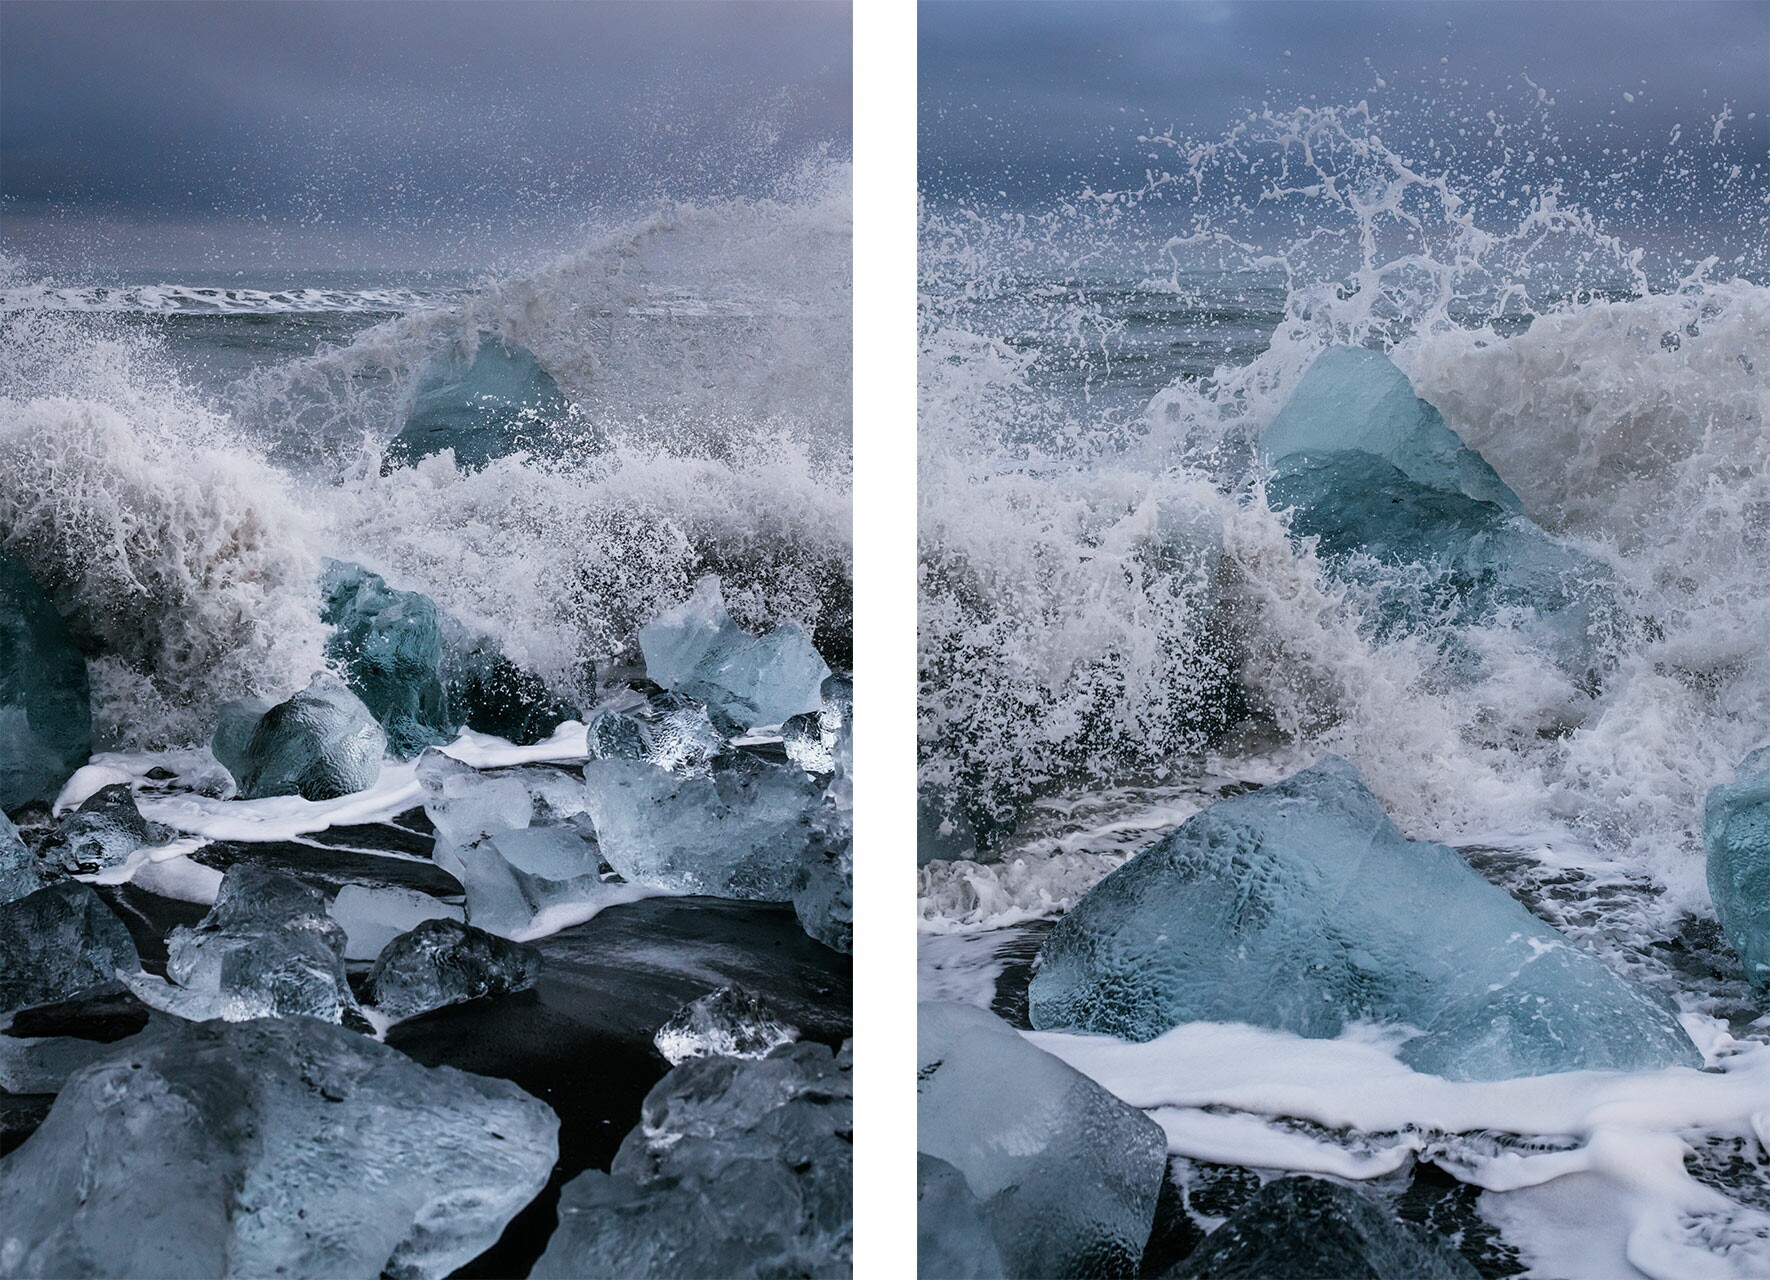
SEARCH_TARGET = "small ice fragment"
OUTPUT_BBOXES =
[0,556,91,811]
[918,1001,1167,1279]
[212,672,386,801]
[1705,745,1770,989]
[653,984,800,1065]
[0,882,140,1014]
[50,783,157,872]
[366,917,540,1019]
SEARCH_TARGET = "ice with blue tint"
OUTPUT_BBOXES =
[212,672,386,801]
[783,674,852,775]
[918,1001,1167,1280]
[653,984,800,1066]
[366,918,541,1019]
[1029,757,1701,1081]
[329,883,463,961]
[165,864,356,1023]
[585,691,731,776]
[1262,349,1617,674]
[320,559,455,758]
[0,557,91,812]
[917,1154,1006,1280]
[531,1040,852,1279]
[384,335,575,471]
[792,701,853,952]
[0,1016,558,1280]
[0,807,57,902]
[51,783,158,873]
[416,750,622,938]
[1705,745,1770,990]
[1261,345,1522,512]
[0,882,140,1013]
[638,576,829,729]
[582,751,822,901]
[438,616,579,747]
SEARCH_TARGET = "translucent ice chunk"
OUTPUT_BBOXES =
[584,692,730,777]
[1261,345,1522,512]
[212,672,386,801]
[531,1040,852,1279]
[918,1153,1007,1280]
[918,1001,1167,1279]
[0,556,91,811]
[1173,1176,1479,1280]
[165,865,356,1023]
[582,752,822,900]
[366,918,540,1019]
[0,882,140,1013]
[320,559,455,758]
[438,616,578,747]
[0,807,58,903]
[51,782,156,872]
[385,335,575,471]
[0,1016,559,1280]
[1029,757,1702,1081]
[1705,745,1770,990]
[638,576,829,729]
[329,883,463,961]
[653,984,800,1065]
[783,674,853,775]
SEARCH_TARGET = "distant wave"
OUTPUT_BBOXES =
[0,284,441,315]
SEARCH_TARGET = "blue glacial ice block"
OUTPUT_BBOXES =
[0,557,90,812]
[1704,746,1770,990]
[213,673,386,801]
[0,1017,559,1280]
[1261,345,1522,512]
[918,1002,1167,1280]
[638,576,829,730]
[582,751,822,901]
[320,560,456,758]
[384,335,575,471]
[1028,757,1701,1081]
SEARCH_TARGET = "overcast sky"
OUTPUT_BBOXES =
[922,1,1769,257]
[1,1,850,273]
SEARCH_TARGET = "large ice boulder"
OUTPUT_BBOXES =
[0,882,140,1014]
[918,1002,1167,1279]
[366,917,541,1020]
[212,672,386,801]
[384,335,574,471]
[417,750,628,938]
[0,556,90,812]
[0,1016,559,1280]
[1029,757,1701,1080]
[320,559,455,758]
[1705,745,1770,989]
[582,751,822,901]
[638,576,829,730]
[531,1040,852,1279]
[1262,348,1615,674]
[165,864,357,1023]
[1169,1176,1479,1280]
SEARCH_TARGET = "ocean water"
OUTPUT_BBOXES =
[918,107,1770,1277]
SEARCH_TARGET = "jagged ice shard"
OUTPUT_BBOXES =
[1029,757,1701,1081]
[918,1002,1168,1280]
[384,335,575,471]
[638,576,829,729]
[366,917,541,1019]
[1705,745,1770,989]
[531,1041,853,1279]
[1261,347,1616,674]
[0,1017,559,1280]
[0,556,90,812]
[212,672,385,801]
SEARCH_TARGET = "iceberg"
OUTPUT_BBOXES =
[367,917,541,1019]
[531,1040,852,1279]
[638,576,829,730]
[653,984,800,1065]
[1170,1176,1478,1280]
[918,1002,1167,1280]
[165,864,356,1023]
[1704,745,1770,989]
[0,556,90,812]
[917,1153,1007,1280]
[582,751,822,900]
[0,882,140,1014]
[1028,757,1702,1081]
[329,882,463,961]
[212,672,386,801]
[50,782,156,873]
[320,560,455,758]
[0,1016,559,1280]
[384,335,574,471]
